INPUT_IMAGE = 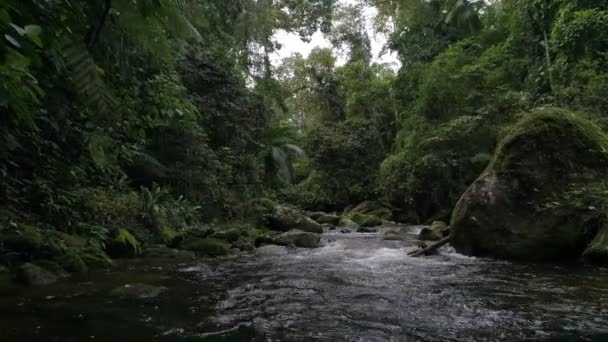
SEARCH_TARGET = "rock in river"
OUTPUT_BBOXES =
[268,206,323,233]
[272,230,321,248]
[16,263,58,287]
[451,108,608,262]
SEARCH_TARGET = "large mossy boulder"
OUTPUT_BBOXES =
[451,108,608,261]
[418,227,442,241]
[316,214,341,225]
[347,201,393,220]
[348,212,382,227]
[268,206,323,233]
[271,230,321,248]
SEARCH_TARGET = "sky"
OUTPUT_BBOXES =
[269,0,400,70]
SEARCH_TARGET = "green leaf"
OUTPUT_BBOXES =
[4,34,20,48]
[24,25,43,48]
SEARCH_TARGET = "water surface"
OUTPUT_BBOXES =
[1,225,607,341]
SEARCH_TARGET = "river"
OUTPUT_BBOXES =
[1,225,607,341]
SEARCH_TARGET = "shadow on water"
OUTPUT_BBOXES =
[1,225,607,341]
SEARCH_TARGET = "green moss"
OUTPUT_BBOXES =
[451,108,608,261]
[181,238,231,257]
[489,108,608,175]
[159,227,178,244]
[80,247,113,269]
[57,250,88,273]
[1,225,43,254]
[209,228,242,242]
[107,229,142,258]
[348,212,382,227]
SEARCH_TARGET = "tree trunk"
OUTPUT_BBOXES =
[408,235,452,257]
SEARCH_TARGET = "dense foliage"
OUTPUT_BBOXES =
[4,0,608,267]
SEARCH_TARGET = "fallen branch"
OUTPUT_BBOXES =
[408,235,452,257]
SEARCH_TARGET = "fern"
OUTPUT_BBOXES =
[52,35,118,116]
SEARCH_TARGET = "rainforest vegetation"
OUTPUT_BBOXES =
[2,0,608,283]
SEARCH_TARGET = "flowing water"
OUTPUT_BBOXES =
[1,225,608,341]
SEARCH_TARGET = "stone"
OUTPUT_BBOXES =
[348,213,383,227]
[181,238,231,257]
[111,283,168,299]
[17,263,58,287]
[307,211,327,221]
[383,229,408,241]
[316,214,341,225]
[338,218,359,228]
[321,223,335,231]
[418,227,443,241]
[209,228,242,243]
[451,108,608,261]
[268,206,323,233]
[233,237,255,251]
[272,230,321,248]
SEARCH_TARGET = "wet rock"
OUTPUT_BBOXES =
[431,221,448,231]
[233,237,255,251]
[272,230,321,248]
[418,227,443,241]
[349,213,383,227]
[307,211,327,221]
[340,229,351,234]
[357,227,378,233]
[321,223,335,231]
[255,245,289,256]
[268,206,323,233]
[16,263,58,287]
[316,214,341,225]
[209,228,241,243]
[452,108,608,261]
[348,201,393,220]
[383,230,408,241]
[181,238,231,257]
[111,283,168,299]
[338,218,359,228]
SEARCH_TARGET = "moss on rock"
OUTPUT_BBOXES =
[106,229,142,258]
[451,108,608,261]
[57,250,88,273]
[348,212,382,227]
[80,247,113,269]
[268,206,323,233]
